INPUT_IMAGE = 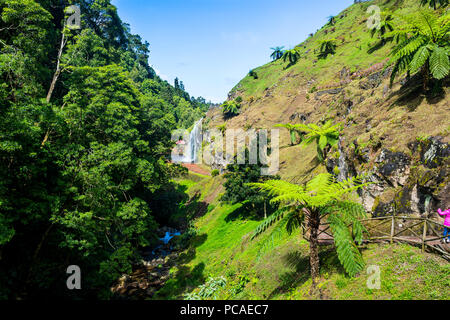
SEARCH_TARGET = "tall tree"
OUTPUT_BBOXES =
[222,150,279,217]
[250,173,369,290]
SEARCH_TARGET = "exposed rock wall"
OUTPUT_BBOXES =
[327,136,449,218]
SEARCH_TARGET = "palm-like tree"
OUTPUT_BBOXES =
[274,123,304,145]
[249,173,369,289]
[386,9,450,88]
[327,15,336,26]
[270,46,285,61]
[282,48,301,66]
[222,101,240,118]
[420,0,448,9]
[296,120,341,162]
[318,39,337,59]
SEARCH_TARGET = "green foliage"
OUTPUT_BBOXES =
[217,124,227,135]
[370,12,394,40]
[327,15,336,26]
[222,150,279,217]
[274,123,305,145]
[249,69,258,79]
[387,9,450,87]
[368,11,394,53]
[222,100,241,118]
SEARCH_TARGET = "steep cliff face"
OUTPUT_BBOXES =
[204,0,449,220]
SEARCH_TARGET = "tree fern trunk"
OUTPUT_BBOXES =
[309,210,320,290]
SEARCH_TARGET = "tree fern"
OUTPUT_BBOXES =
[270,46,285,60]
[274,123,304,145]
[318,39,337,59]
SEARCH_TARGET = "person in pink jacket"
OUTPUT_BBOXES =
[438,208,450,243]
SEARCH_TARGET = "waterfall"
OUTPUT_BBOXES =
[172,118,203,163]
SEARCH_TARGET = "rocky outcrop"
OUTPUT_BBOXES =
[327,136,449,218]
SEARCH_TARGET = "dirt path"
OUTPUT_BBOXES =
[313,223,450,260]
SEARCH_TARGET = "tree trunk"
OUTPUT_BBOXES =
[309,210,320,291]
[423,62,430,91]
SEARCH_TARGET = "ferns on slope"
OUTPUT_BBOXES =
[249,173,370,279]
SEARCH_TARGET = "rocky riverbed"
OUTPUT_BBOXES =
[111,227,182,299]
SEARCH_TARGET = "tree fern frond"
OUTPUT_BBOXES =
[328,214,365,277]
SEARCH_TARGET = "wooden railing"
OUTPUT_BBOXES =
[304,215,450,260]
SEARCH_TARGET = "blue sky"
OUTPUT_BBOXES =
[112,0,354,103]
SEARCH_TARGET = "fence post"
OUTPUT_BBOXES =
[422,219,427,253]
[390,215,395,244]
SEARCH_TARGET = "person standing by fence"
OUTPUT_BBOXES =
[438,209,450,244]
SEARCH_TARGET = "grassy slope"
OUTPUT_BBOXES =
[157,175,449,300]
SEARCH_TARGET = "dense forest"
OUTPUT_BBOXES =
[0,0,210,299]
